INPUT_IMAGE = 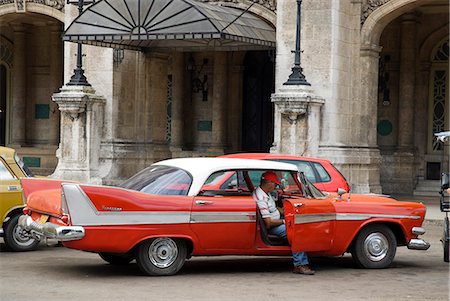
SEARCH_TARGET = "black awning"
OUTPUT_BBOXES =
[63,0,276,51]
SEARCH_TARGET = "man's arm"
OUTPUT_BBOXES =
[263,217,284,229]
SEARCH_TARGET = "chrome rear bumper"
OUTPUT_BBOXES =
[407,238,430,250]
[18,215,85,241]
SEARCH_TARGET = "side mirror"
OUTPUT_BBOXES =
[442,173,449,190]
[337,188,346,196]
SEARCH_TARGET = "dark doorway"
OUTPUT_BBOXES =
[242,51,275,152]
[0,64,6,146]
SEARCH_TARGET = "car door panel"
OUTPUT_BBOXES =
[284,198,335,253]
[190,195,257,251]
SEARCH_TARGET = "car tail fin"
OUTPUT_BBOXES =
[21,178,78,217]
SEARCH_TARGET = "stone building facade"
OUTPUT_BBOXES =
[0,0,448,194]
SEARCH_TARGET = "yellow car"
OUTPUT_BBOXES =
[0,146,39,251]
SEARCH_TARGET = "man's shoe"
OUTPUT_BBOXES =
[293,265,315,275]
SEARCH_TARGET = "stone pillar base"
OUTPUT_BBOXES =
[380,151,415,194]
[99,141,171,186]
[320,146,382,194]
[50,85,105,184]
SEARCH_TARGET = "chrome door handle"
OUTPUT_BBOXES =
[195,200,214,205]
[294,203,304,207]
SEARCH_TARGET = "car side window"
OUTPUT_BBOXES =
[0,160,16,180]
[312,162,331,182]
[201,171,250,195]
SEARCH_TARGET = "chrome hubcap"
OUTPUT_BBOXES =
[148,238,178,268]
[364,232,389,262]
[13,224,35,247]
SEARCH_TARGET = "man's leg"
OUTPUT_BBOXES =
[269,224,314,275]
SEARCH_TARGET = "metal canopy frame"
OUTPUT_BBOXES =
[63,0,276,51]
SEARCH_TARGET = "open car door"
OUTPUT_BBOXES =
[283,173,336,253]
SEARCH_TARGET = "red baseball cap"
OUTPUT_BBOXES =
[262,171,281,185]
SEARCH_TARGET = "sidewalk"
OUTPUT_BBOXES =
[393,194,446,222]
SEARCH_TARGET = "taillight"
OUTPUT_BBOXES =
[60,214,70,224]
[23,207,31,215]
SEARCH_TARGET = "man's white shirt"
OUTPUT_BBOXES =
[252,186,280,220]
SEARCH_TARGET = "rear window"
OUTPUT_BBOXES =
[120,165,192,196]
[312,162,331,182]
[270,159,317,183]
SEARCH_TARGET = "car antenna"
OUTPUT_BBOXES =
[347,185,351,202]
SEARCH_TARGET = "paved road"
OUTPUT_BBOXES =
[0,221,448,301]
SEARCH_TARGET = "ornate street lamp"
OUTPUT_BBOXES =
[66,0,95,86]
[284,0,310,86]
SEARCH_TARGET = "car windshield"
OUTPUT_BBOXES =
[119,165,192,196]
[298,172,327,199]
[14,154,34,177]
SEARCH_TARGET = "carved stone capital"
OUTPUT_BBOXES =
[52,85,104,120]
[2,0,66,12]
[361,0,392,25]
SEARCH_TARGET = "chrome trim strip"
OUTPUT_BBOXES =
[295,213,336,224]
[62,184,191,226]
[294,213,422,224]
[63,184,257,226]
[190,212,256,223]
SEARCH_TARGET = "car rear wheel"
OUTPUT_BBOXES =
[351,224,397,269]
[3,214,40,252]
[136,237,187,276]
[99,252,134,265]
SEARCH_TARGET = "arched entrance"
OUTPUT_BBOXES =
[364,0,449,194]
[0,4,64,174]
[242,51,275,152]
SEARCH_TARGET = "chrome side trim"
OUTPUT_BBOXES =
[407,238,430,250]
[190,212,256,223]
[336,213,421,221]
[62,184,256,226]
[62,184,191,226]
[295,213,336,224]
[294,213,422,224]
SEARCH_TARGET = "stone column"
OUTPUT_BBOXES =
[170,52,185,153]
[51,86,105,184]
[397,13,417,150]
[271,86,325,157]
[11,24,27,146]
[227,64,245,152]
[49,23,63,146]
[414,62,431,180]
[211,52,227,152]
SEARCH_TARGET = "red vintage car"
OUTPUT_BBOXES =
[19,158,429,276]
[219,153,350,192]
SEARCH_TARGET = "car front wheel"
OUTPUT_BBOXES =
[3,214,40,252]
[136,237,187,276]
[351,224,397,269]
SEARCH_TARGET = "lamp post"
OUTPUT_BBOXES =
[284,0,310,86]
[66,0,95,86]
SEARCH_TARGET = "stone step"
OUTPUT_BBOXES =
[413,190,442,197]
[413,180,441,197]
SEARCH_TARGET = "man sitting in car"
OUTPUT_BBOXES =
[252,171,315,275]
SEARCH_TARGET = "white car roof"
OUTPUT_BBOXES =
[154,157,298,196]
